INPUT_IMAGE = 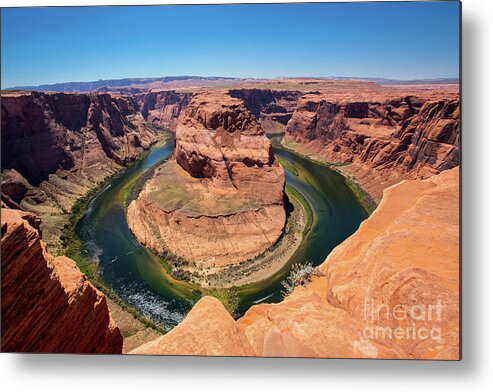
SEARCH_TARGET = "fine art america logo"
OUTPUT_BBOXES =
[362,298,443,341]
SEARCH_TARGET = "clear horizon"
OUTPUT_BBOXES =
[1,2,460,89]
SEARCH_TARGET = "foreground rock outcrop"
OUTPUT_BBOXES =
[1,90,158,252]
[285,92,460,201]
[132,167,459,359]
[127,92,286,274]
[130,296,254,356]
[240,167,459,359]
[1,208,123,353]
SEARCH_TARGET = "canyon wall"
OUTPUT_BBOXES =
[1,208,123,353]
[132,167,459,359]
[133,90,193,130]
[285,93,460,200]
[1,91,158,252]
[229,89,302,130]
[228,85,460,204]
[127,91,286,277]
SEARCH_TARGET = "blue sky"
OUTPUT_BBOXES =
[1,2,460,88]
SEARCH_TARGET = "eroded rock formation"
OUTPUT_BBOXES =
[127,91,286,273]
[1,90,158,252]
[1,208,123,353]
[133,90,192,130]
[229,89,302,130]
[285,93,460,200]
[132,167,459,359]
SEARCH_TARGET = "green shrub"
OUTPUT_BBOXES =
[281,262,321,298]
[208,288,241,318]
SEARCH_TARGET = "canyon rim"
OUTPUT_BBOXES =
[1,2,460,359]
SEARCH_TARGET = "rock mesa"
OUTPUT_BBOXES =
[127,92,286,271]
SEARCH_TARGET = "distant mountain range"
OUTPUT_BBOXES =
[6,76,239,93]
[6,75,459,92]
[327,76,460,85]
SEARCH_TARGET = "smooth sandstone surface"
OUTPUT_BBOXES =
[1,208,123,353]
[130,296,255,356]
[240,167,459,359]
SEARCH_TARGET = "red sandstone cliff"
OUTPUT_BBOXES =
[174,92,285,199]
[229,89,301,128]
[240,167,459,359]
[285,93,460,200]
[131,167,459,359]
[1,91,157,185]
[1,208,123,353]
[1,91,158,252]
[133,90,192,130]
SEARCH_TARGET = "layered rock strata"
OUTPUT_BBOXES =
[127,92,286,271]
[133,90,192,130]
[229,89,302,131]
[132,168,459,359]
[285,94,460,200]
[1,208,123,353]
[1,91,158,252]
